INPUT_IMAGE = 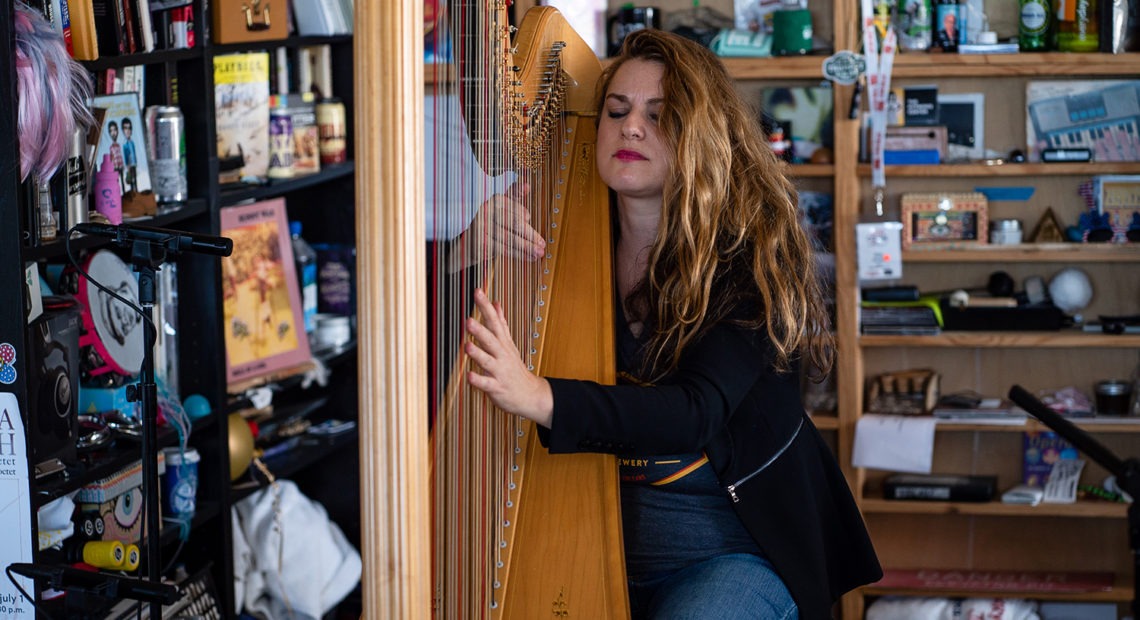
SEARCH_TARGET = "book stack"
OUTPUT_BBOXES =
[932,398,1028,425]
[860,304,941,336]
[883,473,997,502]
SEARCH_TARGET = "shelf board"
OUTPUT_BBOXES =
[861,331,1140,348]
[720,56,831,80]
[219,162,355,207]
[429,55,834,84]
[808,412,839,430]
[22,199,211,261]
[156,500,221,547]
[890,52,1140,77]
[33,412,217,510]
[230,427,358,503]
[82,46,203,71]
[863,572,1132,603]
[861,497,1127,518]
[857,161,1140,177]
[211,35,352,55]
[902,243,1140,263]
[935,417,1140,433]
[783,163,834,178]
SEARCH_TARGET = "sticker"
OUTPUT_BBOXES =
[0,343,15,385]
[822,50,866,85]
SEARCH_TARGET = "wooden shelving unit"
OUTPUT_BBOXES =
[639,2,1140,618]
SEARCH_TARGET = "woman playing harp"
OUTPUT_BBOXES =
[465,30,883,619]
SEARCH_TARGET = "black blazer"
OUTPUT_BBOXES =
[541,321,882,620]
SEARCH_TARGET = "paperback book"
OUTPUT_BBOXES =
[214,52,271,183]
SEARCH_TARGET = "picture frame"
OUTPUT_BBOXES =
[1026,80,1140,162]
[220,198,311,386]
[1093,174,1140,243]
[937,93,985,161]
[90,92,152,197]
[761,84,835,164]
[901,192,989,250]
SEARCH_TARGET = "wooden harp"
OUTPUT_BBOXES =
[427,4,628,619]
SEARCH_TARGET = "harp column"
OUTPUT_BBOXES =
[357,2,430,618]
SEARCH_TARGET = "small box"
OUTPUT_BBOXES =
[212,0,288,43]
[885,126,949,161]
[903,86,940,126]
[77,457,165,544]
[901,192,988,250]
[78,384,138,418]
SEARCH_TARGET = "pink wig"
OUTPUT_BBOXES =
[15,3,94,181]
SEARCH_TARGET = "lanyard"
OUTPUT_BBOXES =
[861,0,896,217]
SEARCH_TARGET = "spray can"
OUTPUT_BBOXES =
[145,105,187,203]
[93,154,122,224]
[65,127,88,231]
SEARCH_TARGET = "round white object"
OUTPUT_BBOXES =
[1048,267,1093,313]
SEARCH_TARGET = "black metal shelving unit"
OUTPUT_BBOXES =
[2,1,359,616]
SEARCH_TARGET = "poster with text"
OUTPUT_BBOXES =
[0,392,34,617]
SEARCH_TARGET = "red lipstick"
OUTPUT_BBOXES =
[615,149,646,161]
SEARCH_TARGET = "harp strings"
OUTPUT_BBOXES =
[430,2,570,616]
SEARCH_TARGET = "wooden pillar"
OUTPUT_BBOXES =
[356,2,430,617]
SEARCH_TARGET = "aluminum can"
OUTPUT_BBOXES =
[65,127,89,230]
[268,103,295,178]
[145,105,188,203]
[316,99,347,165]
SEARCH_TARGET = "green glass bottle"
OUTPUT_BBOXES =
[1018,0,1052,51]
[1057,0,1099,52]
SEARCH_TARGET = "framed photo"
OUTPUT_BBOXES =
[937,93,985,161]
[761,84,835,163]
[220,198,311,386]
[901,192,989,250]
[1026,80,1140,162]
[90,93,151,196]
[1093,175,1140,243]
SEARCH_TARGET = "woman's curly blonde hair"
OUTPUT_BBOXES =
[598,29,833,380]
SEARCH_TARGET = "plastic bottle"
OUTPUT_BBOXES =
[290,221,318,334]
[92,153,122,224]
[933,0,961,52]
[1018,0,1053,51]
[1057,0,1099,52]
[897,0,933,51]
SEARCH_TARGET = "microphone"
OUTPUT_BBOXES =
[74,223,233,257]
[7,563,180,604]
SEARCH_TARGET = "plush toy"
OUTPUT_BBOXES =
[14,3,94,182]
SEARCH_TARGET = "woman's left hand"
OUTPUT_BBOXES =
[465,288,554,428]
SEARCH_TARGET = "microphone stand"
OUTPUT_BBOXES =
[126,238,168,620]
[1008,385,1140,619]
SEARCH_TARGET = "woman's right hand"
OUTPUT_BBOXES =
[464,288,554,428]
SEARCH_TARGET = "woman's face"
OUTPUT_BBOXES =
[596,59,671,203]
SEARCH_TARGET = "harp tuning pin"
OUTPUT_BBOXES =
[511,65,521,73]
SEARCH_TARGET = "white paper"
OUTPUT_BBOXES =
[1044,458,1086,504]
[0,392,34,616]
[852,414,936,473]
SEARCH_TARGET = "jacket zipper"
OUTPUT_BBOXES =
[726,416,804,503]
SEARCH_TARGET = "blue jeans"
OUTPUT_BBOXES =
[627,553,799,620]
